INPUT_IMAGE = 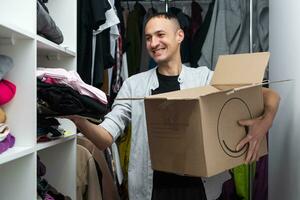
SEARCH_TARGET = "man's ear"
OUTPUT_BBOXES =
[177,29,184,43]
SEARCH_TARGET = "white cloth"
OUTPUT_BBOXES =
[93,0,120,59]
[0,123,9,142]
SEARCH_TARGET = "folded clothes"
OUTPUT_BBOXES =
[0,107,6,123]
[0,133,15,154]
[0,79,16,106]
[37,80,107,122]
[0,55,13,80]
[0,123,10,142]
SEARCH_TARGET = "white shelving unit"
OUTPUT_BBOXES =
[0,0,77,199]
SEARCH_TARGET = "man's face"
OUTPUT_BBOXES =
[144,17,183,64]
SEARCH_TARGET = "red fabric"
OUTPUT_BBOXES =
[0,79,16,105]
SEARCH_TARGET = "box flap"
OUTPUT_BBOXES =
[145,85,220,100]
[211,52,270,86]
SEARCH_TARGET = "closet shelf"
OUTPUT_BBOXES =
[37,35,76,58]
[0,23,35,40]
[0,146,35,165]
[36,133,76,151]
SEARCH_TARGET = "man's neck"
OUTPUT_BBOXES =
[157,61,182,76]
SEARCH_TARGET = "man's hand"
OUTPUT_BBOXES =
[236,115,272,164]
[236,87,280,164]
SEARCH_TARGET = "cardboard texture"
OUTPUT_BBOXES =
[144,52,270,177]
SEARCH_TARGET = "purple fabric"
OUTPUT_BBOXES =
[253,155,268,200]
[0,133,15,154]
[218,175,238,200]
[219,155,268,200]
[44,193,55,200]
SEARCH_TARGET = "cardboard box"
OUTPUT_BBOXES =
[144,52,270,177]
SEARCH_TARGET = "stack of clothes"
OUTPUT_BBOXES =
[0,55,16,153]
[37,155,72,200]
[37,68,108,123]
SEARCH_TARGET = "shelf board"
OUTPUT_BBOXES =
[37,35,76,57]
[37,133,76,151]
[0,23,35,40]
[0,146,35,165]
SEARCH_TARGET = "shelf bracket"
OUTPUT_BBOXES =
[46,54,61,61]
[0,34,16,46]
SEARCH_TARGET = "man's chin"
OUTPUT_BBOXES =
[153,57,167,64]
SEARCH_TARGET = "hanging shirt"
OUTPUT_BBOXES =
[77,0,110,85]
[101,65,231,200]
[198,0,250,70]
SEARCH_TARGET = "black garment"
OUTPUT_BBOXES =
[37,1,64,44]
[37,116,60,128]
[190,0,215,67]
[151,69,207,200]
[37,80,107,122]
[77,0,110,85]
[94,28,115,88]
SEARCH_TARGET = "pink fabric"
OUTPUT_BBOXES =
[37,68,107,104]
[0,79,16,106]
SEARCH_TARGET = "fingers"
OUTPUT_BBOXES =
[236,134,252,151]
[238,118,255,126]
[244,140,261,164]
[245,140,257,163]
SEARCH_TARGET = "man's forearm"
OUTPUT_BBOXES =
[72,117,113,150]
[262,87,280,126]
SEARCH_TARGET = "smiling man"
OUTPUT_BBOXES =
[69,13,280,200]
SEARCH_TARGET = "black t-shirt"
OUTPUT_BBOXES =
[152,69,203,188]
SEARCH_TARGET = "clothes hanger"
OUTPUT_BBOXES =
[126,0,130,11]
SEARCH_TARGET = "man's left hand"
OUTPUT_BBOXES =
[236,115,272,164]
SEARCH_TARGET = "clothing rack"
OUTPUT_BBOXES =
[122,0,212,12]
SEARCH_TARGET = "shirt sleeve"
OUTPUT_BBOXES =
[100,79,132,141]
[206,69,214,85]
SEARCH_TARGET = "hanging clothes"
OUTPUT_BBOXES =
[198,0,250,70]
[77,144,103,200]
[77,0,110,85]
[190,1,203,40]
[190,0,215,67]
[78,136,121,200]
[252,0,269,52]
[126,2,146,76]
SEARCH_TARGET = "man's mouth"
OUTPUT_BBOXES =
[152,48,166,56]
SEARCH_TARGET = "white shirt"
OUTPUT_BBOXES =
[101,65,230,200]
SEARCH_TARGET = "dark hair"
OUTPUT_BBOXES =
[144,12,181,29]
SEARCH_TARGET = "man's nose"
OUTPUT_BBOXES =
[150,37,159,48]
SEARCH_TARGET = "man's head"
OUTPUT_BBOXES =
[144,13,184,65]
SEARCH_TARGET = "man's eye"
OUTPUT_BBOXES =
[158,34,164,37]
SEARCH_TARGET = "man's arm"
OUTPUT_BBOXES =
[69,80,132,150]
[236,87,280,163]
[71,116,113,150]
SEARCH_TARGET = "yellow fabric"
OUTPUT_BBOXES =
[0,107,6,123]
[116,125,131,195]
[232,163,256,200]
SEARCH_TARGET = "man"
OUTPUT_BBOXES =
[70,13,280,200]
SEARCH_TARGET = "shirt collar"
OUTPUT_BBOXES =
[149,64,186,92]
